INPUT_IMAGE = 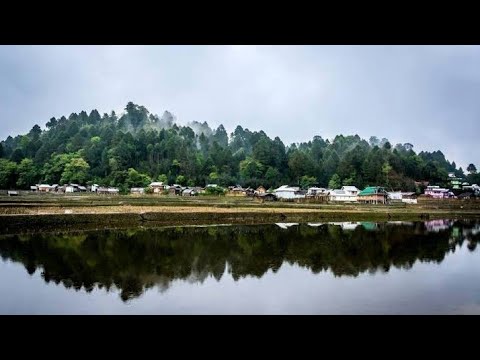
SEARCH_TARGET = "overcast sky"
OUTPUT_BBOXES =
[0,45,478,169]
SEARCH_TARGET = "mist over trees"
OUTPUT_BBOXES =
[0,102,477,192]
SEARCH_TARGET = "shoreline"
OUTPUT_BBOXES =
[1,195,479,234]
[1,207,480,235]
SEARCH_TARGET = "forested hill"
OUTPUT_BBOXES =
[0,102,476,192]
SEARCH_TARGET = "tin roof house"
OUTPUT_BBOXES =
[273,185,305,200]
[358,186,388,204]
[329,186,359,202]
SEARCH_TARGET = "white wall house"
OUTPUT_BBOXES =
[273,185,305,199]
[387,191,402,200]
[306,187,329,196]
[329,186,359,202]
[398,192,417,204]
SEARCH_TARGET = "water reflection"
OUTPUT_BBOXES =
[0,219,478,302]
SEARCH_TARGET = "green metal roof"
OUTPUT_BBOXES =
[358,186,386,196]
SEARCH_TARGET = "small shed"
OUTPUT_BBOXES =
[8,191,19,196]
[130,187,145,195]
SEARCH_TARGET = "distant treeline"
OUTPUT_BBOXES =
[1,102,478,192]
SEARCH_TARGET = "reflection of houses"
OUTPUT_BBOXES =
[273,185,306,199]
[330,222,362,230]
[329,186,359,202]
[425,219,453,232]
[358,187,388,204]
[361,222,378,231]
[424,186,454,199]
[275,223,298,229]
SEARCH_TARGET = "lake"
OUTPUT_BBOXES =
[1,219,479,314]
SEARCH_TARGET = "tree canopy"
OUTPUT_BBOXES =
[0,102,472,192]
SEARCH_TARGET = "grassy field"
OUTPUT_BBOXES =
[0,193,479,234]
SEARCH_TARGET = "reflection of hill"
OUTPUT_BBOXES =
[0,220,478,302]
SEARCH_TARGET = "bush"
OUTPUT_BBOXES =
[204,186,226,196]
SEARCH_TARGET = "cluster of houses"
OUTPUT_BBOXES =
[144,182,207,196]
[422,172,480,199]
[22,170,479,202]
[30,183,120,194]
[270,185,417,204]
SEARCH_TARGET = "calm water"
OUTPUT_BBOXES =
[1,219,480,314]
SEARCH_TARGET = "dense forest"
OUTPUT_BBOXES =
[1,102,478,193]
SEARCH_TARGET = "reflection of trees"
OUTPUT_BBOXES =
[0,220,479,302]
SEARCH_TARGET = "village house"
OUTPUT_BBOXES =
[30,185,38,192]
[273,185,305,200]
[447,173,463,191]
[306,187,330,202]
[401,192,418,204]
[107,187,119,195]
[182,188,198,196]
[130,187,145,195]
[424,185,454,199]
[255,186,266,194]
[329,186,359,202]
[149,182,166,194]
[462,183,480,195]
[38,184,52,193]
[227,186,246,196]
[306,187,327,196]
[169,184,183,195]
[358,186,388,204]
[245,188,255,197]
[95,187,119,195]
[65,184,77,193]
[387,191,403,203]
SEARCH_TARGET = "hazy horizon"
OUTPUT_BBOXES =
[1,45,479,169]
